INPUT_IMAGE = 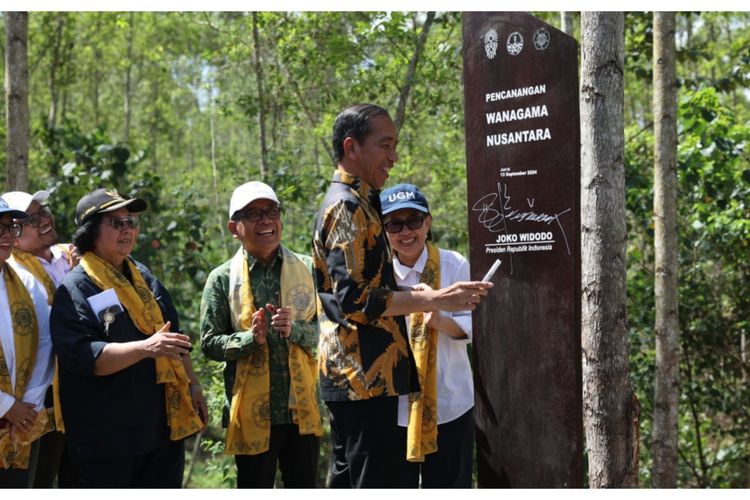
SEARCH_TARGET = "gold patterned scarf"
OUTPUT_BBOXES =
[0,263,49,469]
[9,244,72,304]
[225,247,321,455]
[9,244,72,433]
[406,242,441,462]
[79,253,202,441]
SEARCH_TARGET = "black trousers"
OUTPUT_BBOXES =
[235,423,319,488]
[56,442,80,488]
[0,439,40,488]
[73,438,184,488]
[33,387,70,487]
[326,397,401,488]
[397,407,474,488]
[32,429,66,487]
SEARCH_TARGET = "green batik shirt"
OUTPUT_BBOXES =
[200,247,318,426]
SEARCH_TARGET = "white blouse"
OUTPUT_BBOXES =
[0,265,53,418]
[394,246,475,426]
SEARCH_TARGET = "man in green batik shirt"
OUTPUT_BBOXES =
[200,181,320,488]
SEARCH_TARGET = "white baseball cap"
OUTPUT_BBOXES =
[1,190,50,212]
[229,181,279,218]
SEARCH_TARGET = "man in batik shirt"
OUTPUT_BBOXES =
[312,104,492,488]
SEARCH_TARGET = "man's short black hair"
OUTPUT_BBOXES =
[331,104,391,163]
[72,212,104,255]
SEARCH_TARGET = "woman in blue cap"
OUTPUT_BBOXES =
[380,183,475,488]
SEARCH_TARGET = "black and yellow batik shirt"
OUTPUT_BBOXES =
[312,170,419,402]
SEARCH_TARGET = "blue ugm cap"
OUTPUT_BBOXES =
[380,183,430,216]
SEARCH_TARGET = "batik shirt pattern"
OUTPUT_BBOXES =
[312,170,418,401]
[200,249,318,425]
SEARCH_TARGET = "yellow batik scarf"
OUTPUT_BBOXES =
[0,263,49,469]
[406,241,441,462]
[9,244,72,304]
[9,245,72,433]
[225,247,321,456]
[79,253,202,441]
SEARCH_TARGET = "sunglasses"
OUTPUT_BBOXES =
[106,215,140,231]
[25,206,53,228]
[233,206,282,223]
[0,222,23,238]
[384,216,425,233]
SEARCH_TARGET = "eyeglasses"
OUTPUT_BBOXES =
[0,222,23,238]
[233,206,282,223]
[384,216,425,233]
[25,206,53,228]
[106,215,140,231]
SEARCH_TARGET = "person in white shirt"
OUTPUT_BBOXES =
[380,183,475,488]
[2,190,75,487]
[1,190,74,296]
[0,199,54,487]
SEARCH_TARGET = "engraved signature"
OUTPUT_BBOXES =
[472,182,571,255]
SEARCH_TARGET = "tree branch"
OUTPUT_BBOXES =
[683,348,709,487]
[394,11,435,133]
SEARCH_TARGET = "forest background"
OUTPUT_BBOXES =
[1,11,749,488]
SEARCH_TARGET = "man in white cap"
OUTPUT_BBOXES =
[1,191,75,301]
[200,181,321,488]
[1,190,75,487]
[0,198,54,487]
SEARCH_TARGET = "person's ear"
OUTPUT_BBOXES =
[227,220,239,239]
[425,215,433,240]
[343,137,357,159]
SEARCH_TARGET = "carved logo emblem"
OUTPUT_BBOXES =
[483,29,498,59]
[534,28,550,51]
[506,31,524,56]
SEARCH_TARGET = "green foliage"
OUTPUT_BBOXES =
[3,10,749,488]
[621,12,750,487]
[626,74,750,488]
[674,88,750,487]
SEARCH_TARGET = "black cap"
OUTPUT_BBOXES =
[75,189,147,226]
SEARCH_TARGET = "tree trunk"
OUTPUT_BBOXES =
[251,12,269,180]
[580,11,640,488]
[561,11,575,36]
[149,77,159,173]
[652,11,679,488]
[4,11,30,191]
[269,14,335,166]
[208,75,231,258]
[742,332,747,384]
[394,11,435,133]
[47,13,65,129]
[92,14,102,126]
[59,17,74,125]
[123,12,135,145]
